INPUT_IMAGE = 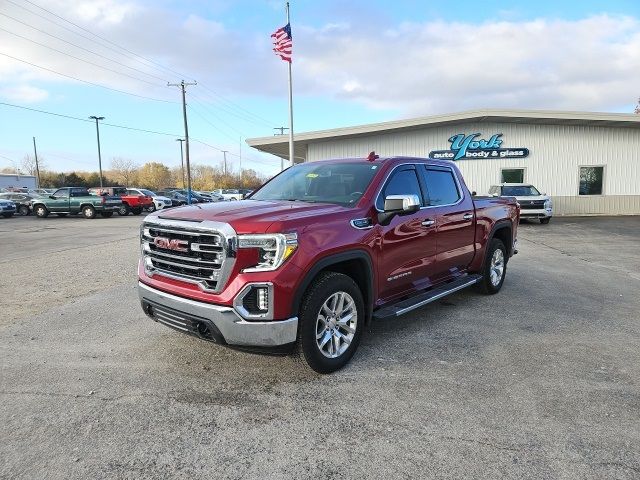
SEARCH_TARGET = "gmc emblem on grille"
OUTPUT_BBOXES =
[153,237,189,252]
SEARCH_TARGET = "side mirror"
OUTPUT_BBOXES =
[379,194,420,226]
[49,195,56,199]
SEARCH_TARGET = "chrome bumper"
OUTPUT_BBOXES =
[138,282,298,347]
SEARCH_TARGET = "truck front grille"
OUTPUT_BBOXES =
[141,220,235,293]
[519,200,546,210]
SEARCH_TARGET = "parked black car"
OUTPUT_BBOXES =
[0,192,42,216]
[165,189,211,203]
[156,190,188,207]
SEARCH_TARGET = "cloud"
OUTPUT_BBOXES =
[0,0,638,118]
[0,84,49,103]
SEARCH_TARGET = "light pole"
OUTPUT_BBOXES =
[176,138,186,187]
[89,115,105,188]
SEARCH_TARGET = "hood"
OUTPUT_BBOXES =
[150,199,351,234]
[512,195,549,201]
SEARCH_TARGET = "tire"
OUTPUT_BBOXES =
[295,272,364,374]
[147,204,156,213]
[477,238,507,295]
[118,204,130,216]
[2,213,13,218]
[100,212,114,218]
[82,205,96,219]
[131,207,143,215]
[34,204,49,218]
[540,217,551,224]
[18,205,30,216]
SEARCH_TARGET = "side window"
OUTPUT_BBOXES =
[376,168,424,210]
[423,168,461,206]
[54,189,69,198]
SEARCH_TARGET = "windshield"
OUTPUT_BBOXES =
[502,185,540,196]
[140,189,155,196]
[251,162,380,206]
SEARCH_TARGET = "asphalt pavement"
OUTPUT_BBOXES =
[1,214,639,479]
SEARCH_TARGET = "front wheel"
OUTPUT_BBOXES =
[540,217,551,224]
[34,205,49,218]
[295,272,364,374]
[477,238,507,295]
[147,204,156,213]
[82,205,96,219]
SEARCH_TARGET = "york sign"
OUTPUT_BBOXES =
[429,133,529,161]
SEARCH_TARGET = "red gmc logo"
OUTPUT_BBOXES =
[153,237,189,252]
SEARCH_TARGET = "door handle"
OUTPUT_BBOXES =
[421,219,435,227]
[462,213,473,220]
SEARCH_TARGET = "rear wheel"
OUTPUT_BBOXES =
[34,205,49,218]
[131,207,143,215]
[82,205,96,219]
[477,238,507,295]
[295,272,364,374]
[18,205,30,216]
[118,204,130,216]
[100,212,113,218]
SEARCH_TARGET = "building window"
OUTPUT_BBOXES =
[501,168,524,183]
[579,166,604,195]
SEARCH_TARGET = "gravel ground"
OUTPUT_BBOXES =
[1,214,639,479]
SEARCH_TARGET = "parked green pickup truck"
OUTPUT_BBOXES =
[31,187,122,219]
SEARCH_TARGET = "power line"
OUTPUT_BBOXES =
[198,83,276,126]
[0,25,161,87]
[19,0,188,80]
[0,10,168,83]
[189,90,274,129]
[0,52,175,103]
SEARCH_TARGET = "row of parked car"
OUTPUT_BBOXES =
[0,186,254,219]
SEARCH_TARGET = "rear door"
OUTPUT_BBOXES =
[377,165,439,302]
[419,165,476,282]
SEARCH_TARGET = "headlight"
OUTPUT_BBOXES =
[238,233,297,272]
[544,199,552,209]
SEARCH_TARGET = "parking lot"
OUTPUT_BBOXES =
[1,214,639,479]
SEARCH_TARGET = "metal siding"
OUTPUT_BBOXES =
[307,122,640,215]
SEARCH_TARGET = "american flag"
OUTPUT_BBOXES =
[271,23,292,63]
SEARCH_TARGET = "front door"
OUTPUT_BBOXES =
[49,189,70,212]
[419,165,476,282]
[377,165,439,303]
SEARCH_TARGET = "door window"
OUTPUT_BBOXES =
[422,168,461,206]
[53,189,69,198]
[579,166,604,195]
[376,168,424,210]
[501,168,524,183]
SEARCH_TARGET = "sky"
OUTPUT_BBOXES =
[0,0,639,177]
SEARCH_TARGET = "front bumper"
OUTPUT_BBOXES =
[138,282,298,347]
[519,208,552,218]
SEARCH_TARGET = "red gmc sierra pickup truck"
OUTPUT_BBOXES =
[138,156,519,373]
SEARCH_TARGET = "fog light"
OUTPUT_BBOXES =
[257,287,269,311]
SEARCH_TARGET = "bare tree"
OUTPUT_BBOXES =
[111,157,139,186]
[21,154,45,176]
[635,97,640,114]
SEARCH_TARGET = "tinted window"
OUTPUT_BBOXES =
[579,166,604,195]
[70,189,89,197]
[501,168,524,183]
[53,189,69,198]
[376,168,423,210]
[423,168,460,206]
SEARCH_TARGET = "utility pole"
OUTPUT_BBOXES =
[176,138,186,187]
[221,150,228,176]
[239,137,242,184]
[168,80,197,204]
[32,136,41,188]
[273,127,289,135]
[89,116,105,188]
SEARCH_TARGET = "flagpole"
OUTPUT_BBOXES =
[286,1,294,169]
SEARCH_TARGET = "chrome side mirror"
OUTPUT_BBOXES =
[379,194,420,226]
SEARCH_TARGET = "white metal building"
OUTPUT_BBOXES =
[0,173,37,191]
[247,109,640,215]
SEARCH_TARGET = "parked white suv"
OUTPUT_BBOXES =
[127,188,172,212]
[211,188,243,201]
[489,183,553,224]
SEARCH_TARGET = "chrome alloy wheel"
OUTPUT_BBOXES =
[315,291,357,359]
[489,248,505,286]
